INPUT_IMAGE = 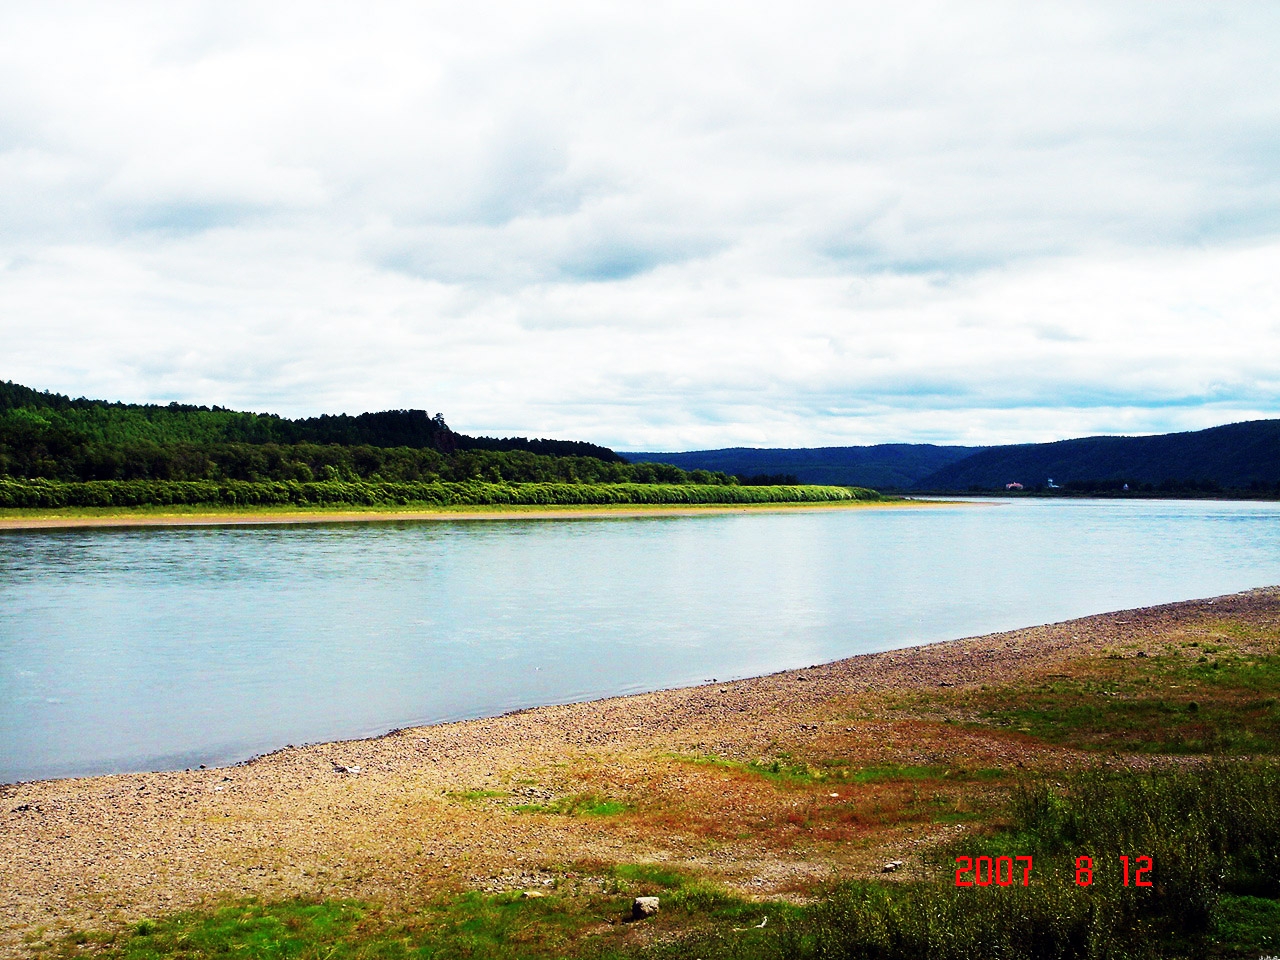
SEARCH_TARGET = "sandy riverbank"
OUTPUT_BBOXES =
[0,498,954,532]
[3,586,1276,956]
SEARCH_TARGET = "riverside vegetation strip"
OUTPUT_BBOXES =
[3,589,1279,958]
[0,478,875,510]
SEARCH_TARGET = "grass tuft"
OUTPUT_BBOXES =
[514,792,631,817]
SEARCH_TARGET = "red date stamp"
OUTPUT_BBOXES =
[954,855,1034,886]
[955,855,1153,887]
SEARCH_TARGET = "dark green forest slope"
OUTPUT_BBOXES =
[915,419,1280,493]
[631,421,1280,494]
[0,380,622,477]
[0,381,666,485]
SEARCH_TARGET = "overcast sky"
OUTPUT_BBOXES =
[2,3,1278,449]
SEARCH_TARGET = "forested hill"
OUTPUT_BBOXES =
[0,381,621,462]
[915,419,1280,493]
[626,420,1280,494]
[0,380,649,484]
[619,444,981,489]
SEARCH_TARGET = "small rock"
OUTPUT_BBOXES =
[520,891,546,899]
[632,896,660,920]
[332,764,362,775]
[882,860,905,873]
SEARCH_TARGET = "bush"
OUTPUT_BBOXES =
[0,477,878,509]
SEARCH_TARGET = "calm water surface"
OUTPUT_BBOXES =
[2,499,1279,782]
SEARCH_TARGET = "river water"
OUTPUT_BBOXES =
[2,498,1278,782]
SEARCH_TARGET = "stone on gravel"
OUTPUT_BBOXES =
[632,896,660,919]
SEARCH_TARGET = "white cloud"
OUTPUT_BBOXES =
[2,2,1279,448]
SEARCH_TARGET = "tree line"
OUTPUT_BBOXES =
[0,380,620,459]
[0,429,734,485]
[0,381,741,486]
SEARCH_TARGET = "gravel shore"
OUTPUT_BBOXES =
[3,586,1277,956]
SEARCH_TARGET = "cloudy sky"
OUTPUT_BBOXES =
[2,3,1278,450]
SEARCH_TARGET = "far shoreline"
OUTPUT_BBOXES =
[0,496,961,531]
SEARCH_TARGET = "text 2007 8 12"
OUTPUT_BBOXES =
[954,855,1153,887]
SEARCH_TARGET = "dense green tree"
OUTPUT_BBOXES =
[0,381,746,489]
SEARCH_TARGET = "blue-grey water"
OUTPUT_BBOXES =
[2,498,1279,783]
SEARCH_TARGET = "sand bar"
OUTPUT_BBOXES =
[0,497,954,532]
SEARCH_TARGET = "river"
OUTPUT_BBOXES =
[2,498,1278,782]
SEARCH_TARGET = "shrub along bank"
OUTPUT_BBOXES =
[0,478,877,509]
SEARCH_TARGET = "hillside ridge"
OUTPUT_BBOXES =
[0,380,622,462]
[627,419,1280,492]
[916,419,1280,492]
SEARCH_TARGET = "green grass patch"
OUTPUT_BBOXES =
[449,788,509,802]
[954,645,1280,753]
[678,752,1005,789]
[599,862,780,923]
[513,792,631,817]
[842,763,1005,784]
[610,863,689,890]
[676,751,844,786]
[41,900,366,960]
[43,874,781,960]
[42,893,615,960]
[1212,894,1280,955]
[745,756,823,783]
[415,890,605,959]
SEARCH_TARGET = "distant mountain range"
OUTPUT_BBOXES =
[621,444,981,490]
[624,419,1280,493]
